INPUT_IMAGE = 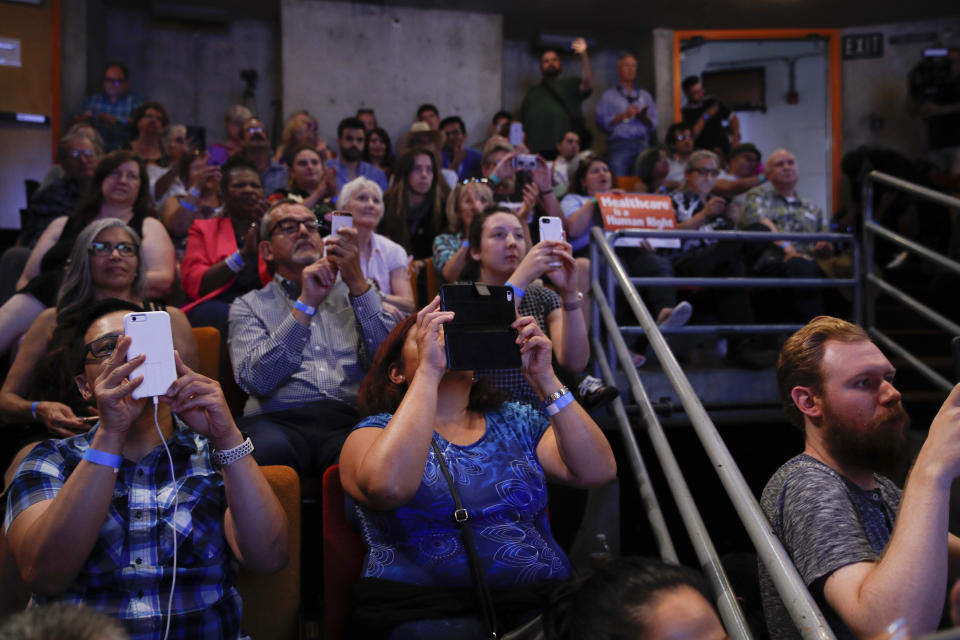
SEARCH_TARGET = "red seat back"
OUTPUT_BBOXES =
[322,464,366,640]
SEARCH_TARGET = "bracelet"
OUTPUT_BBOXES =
[758,174,767,184]
[188,186,202,199]
[83,447,123,471]
[589,196,598,207]
[212,437,255,467]
[488,174,502,185]
[505,281,525,301]
[539,188,553,196]
[703,113,710,121]
[543,385,570,405]
[563,292,584,311]
[179,198,197,212]
[224,250,245,273]
[30,401,39,421]
[461,239,469,248]
[545,389,575,416]
[294,299,317,316]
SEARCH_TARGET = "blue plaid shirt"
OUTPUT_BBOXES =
[80,92,142,123]
[4,419,242,640]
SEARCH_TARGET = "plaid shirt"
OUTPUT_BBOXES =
[475,284,560,408]
[741,183,828,256]
[3,419,242,640]
[228,273,395,416]
[80,92,142,123]
[431,232,464,279]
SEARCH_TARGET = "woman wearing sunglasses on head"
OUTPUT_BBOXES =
[432,179,493,284]
[0,219,197,474]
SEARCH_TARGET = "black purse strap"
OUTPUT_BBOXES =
[431,437,499,639]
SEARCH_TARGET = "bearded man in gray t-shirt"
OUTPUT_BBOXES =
[760,316,960,639]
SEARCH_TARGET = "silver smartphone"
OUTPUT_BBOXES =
[539,216,564,267]
[123,311,177,399]
[330,212,353,236]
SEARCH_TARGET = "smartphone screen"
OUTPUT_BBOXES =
[123,311,177,399]
[509,122,524,147]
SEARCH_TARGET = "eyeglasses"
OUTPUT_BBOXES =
[675,134,691,141]
[269,218,322,237]
[84,333,121,361]
[70,149,95,159]
[88,241,138,257]
[459,178,491,186]
[690,168,720,177]
[247,126,265,135]
[104,78,126,86]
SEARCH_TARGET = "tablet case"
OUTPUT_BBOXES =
[440,283,522,371]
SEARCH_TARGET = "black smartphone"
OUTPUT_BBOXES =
[186,125,207,154]
[439,283,521,371]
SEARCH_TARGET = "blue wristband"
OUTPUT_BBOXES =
[461,239,469,248]
[179,198,197,212]
[294,299,317,316]
[505,282,525,300]
[545,391,575,416]
[30,401,39,421]
[488,174,501,185]
[83,448,123,471]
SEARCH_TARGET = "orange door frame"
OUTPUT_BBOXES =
[51,0,62,160]
[673,28,842,211]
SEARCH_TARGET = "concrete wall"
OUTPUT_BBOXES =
[96,9,280,146]
[681,39,830,214]
[0,124,51,229]
[281,0,501,153]
[842,17,960,159]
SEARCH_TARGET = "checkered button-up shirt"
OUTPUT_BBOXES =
[3,419,242,640]
[80,92,142,123]
[228,273,395,416]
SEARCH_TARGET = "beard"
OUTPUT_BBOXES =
[542,66,562,79]
[341,146,362,162]
[821,401,910,478]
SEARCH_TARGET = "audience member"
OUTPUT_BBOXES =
[713,142,765,221]
[664,122,695,188]
[148,123,191,207]
[485,145,565,243]
[363,126,395,180]
[356,107,377,131]
[669,150,770,368]
[485,110,512,140]
[440,116,482,181]
[542,556,727,640]
[0,218,197,439]
[3,299,288,639]
[36,123,104,190]
[433,179,493,283]
[547,130,581,192]
[397,122,459,189]
[681,75,740,157]
[522,39,594,157]
[0,151,174,358]
[159,151,223,261]
[760,316,960,639]
[274,111,322,166]
[126,102,168,166]
[207,104,253,166]
[19,132,101,250]
[742,149,832,322]
[180,157,270,334]
[339,301,616,638]
[268,144,335,221]
[338,177,416,320]
[595,53,658,177]
[416,103,441,130]
[635,146,670,194]
[380,148,447,261]
[327,117,388,194]
[77,62,142,152]
[461,206,615,409]
[238,117,288,196]
[0,602,129,640]
[229,200,395,475]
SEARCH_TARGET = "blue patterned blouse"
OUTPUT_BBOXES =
[351,402,571,589]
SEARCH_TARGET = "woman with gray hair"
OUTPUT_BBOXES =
[339,176,415,319]
[0,218,197,439]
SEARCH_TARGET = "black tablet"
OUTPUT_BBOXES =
[440,283,521,371]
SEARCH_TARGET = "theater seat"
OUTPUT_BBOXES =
[191,326,221,379]
[235,465,301,640]
[322,464,366,640]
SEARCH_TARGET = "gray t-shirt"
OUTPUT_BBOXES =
[758,454,901,640]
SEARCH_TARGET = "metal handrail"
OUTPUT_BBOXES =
[862,170,960,391]
[590,225,836,640]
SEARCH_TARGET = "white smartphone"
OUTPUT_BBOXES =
[509,122,524,147]
[330,212,353,236]
[539,216,564,267]
[123,311,177,400]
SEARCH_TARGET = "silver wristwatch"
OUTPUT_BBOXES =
[212,436,255,467]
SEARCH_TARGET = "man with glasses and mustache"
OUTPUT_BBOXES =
[237,117,288,196]
[228,200,395,476]
[759,316,960,639]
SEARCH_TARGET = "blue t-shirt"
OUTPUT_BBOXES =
[350,402,571,589]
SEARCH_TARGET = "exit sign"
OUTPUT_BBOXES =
[842,33,884,59]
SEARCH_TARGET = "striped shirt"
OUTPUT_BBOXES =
[228,273,396,416]
[3,419,241,640]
